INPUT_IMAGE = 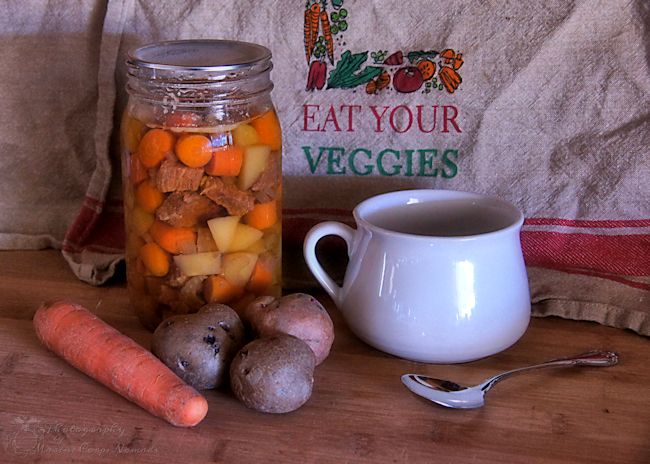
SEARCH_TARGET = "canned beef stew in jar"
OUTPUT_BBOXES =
[121,40,282,330]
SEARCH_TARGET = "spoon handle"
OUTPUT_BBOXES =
[478,350,618,393]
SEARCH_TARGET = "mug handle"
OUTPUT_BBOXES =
[303,221,356,306]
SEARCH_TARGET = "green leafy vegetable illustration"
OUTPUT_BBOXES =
[327,51,383,89]
[406,50,439,64]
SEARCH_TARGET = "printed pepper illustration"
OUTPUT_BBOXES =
[383,51,404,66]
[307,61,327,90]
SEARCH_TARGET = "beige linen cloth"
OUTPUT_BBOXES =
[0,0,648,335]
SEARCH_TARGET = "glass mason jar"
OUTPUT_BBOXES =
[121,40,282,330]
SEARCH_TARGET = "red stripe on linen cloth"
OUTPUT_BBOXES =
[62,196,124,253]
[284,209,650,288]
[524,262,650,291]
[283,208,353,218]
[524,218,650,228]
[521,231,650,277]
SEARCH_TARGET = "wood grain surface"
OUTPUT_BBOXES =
[0,250,648,463]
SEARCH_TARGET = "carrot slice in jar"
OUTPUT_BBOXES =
[205,145,244,176]
[204,275,244,303]
[135,181,164,213]
[139,243,170,277]
[244,200,277,230]
[130,154,149,185]
[150,221,197,255]
[247,258,274,294]
[164,111,201,128]
[250,110,282,151]
[138,129,175,168]
[175,134,212,168]
[130,207,155,235]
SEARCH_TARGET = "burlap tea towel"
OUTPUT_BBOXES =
[0,1,107,250]
[0,0,648,335]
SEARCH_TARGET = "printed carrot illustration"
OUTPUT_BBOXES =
[304,8,312,63]
[309,3,321,59]
[376,70,391,91]
[439,66,462,93]
[320,11,334,64]
[365,71,390,95]
[304,3,321,64]
[33,300,208,427]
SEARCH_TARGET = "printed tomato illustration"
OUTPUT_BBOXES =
[393,66,424,93]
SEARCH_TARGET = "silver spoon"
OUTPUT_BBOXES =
[401,350,618,409]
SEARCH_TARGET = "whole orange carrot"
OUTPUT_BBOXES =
[33,300,208,427]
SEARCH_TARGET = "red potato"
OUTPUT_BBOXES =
[152,304,246,390]
[245,293,334,365]
[230,334,315,413]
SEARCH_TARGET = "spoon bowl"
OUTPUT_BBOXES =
[402,351,618,409]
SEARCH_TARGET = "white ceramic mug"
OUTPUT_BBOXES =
[303,189,531,363]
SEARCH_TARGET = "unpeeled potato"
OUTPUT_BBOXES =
[152,303,245,390]
[230,334,315,413]
[244,293,334,365]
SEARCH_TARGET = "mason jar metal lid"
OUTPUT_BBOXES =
[127,39,272,72]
